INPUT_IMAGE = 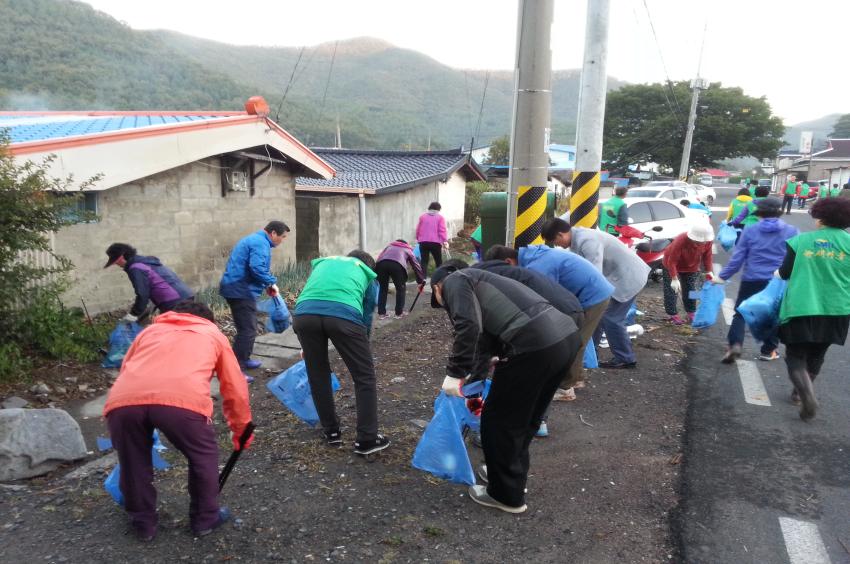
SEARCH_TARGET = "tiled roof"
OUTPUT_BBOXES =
[814,139,850,160]
[296,148,484,194]
[0,113,240,144]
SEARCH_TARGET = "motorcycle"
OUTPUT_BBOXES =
[613,223,671,282]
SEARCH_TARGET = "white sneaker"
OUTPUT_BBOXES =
[467,485,527,514]
[552,387,577,402]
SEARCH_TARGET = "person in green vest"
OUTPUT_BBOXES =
[731,185,771,228]
[748,179,759,197]
[470,224,482,259]
[293,251,390,455]
[727,188,753,221]
[599,186,629,236]
[830,183,842,198]
[781,178,798,214]
[778,197,850,421]
[796,181,811,209]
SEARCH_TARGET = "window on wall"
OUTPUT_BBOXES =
[56,191,98,223]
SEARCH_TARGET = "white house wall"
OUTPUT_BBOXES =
[56,159,297,314]
[437,172,467,238]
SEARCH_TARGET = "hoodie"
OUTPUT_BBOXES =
[377,241,425,283]
[719,218,799,281]
[518,245,613,309]
[125,255,193,316]
[103,312,252,437]
[416,210,448,244]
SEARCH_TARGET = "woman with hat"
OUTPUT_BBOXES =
[661,222,715,325]
[718,198,798,363]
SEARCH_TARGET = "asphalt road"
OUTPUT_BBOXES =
[680,184,850,563]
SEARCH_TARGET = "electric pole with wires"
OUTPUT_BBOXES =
[505,0,554,248]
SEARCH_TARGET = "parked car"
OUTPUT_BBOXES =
[697,173,713,187]
[625,184,704,204]
[757,178,775,194]
[689,183,716,205]
[591,197,710,241]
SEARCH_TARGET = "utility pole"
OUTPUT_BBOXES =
[570,0,610,229]
[505,0,554,248]
[678,24,708,181]
[678,78,707,181]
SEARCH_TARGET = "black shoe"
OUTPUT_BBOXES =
[598,359,637,369]
[324,428,342,447]
[193,507,231,537]
[353,434,390,455]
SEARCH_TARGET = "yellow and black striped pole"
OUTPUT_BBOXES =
[514,185,548,246]
[570,171,601,228]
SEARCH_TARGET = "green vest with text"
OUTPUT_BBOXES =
[779,228,850,322]
[599,197,626,235]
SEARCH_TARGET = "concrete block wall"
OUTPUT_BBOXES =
[316,195,360,257]
[55,159,297,314]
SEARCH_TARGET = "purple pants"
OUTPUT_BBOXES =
[106,405,220,536]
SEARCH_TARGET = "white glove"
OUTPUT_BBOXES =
[267,284,280,297]
[669,279,682,294]
[121,313,138,323]
[441,376,464,398]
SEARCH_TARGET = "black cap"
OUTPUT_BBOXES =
[754,197,782,216]
[104,243,135,268]
[430,264,463,308]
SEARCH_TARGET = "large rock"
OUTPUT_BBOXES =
[0,408,87,480]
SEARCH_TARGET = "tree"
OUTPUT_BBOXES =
[484,135,510,165]
[830,114,850,138]
[602,81,785,171]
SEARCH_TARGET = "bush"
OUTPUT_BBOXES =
[465,181,501,224]
[0,343,30,383]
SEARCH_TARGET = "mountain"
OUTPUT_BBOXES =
[783,114,841,152]
[0,0,626,149]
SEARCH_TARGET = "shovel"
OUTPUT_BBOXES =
[408,283,425,313]
[218,422,255,492]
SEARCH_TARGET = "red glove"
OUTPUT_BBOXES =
[231,429,254,451]
[466,397,484,417]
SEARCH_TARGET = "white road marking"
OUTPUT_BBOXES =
[713,262,722,278]
[722,298,735,325]
[779,517,831,564]
[736,360,771,406]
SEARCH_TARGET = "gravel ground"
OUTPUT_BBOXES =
[0,286,690,563]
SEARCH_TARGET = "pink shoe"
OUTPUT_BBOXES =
[687,312,695,323]
[668,315,685,325]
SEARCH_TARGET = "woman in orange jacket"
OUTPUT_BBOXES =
[103,301,253,541]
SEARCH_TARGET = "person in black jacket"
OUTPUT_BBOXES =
[431,263,581,514]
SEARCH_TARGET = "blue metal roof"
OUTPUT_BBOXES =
[0,114,230,144]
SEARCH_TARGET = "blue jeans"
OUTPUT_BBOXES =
[727,279,778,354]
[594,296,637,364]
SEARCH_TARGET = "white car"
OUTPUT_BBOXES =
[614,197,710,241]
[689,183,716,205]
[626,184,704,204]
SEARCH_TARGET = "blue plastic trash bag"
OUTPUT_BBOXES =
[413,244,421,261]
[583,338,599,369]
[258,295,291,333]
[692,282,725,329]
[738,278,787,342]
[266,361,340,427]
[104,464,124,506]
[102,321,143,368]
[412,395,475,485]
[717,221,739,252]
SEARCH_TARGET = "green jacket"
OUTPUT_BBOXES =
[599,196,627,235]
[780,228,850,322]
[296,256,377,315]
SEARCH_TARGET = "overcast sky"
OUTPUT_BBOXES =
[84,0,847,126]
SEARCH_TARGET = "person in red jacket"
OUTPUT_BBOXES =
[662,223,715,325]
[103,301,253,541]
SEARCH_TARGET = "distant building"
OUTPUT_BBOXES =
[295,148,485,260]
[701,168,731,181]
[2,98,333,313]
[772,139,850,190]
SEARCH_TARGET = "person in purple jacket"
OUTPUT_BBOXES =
[375,239,425,319]
[415,202,449,277]
[104,243,194,322]
[718,198,798,363]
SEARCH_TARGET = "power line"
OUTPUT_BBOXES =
[273,46,306,123]
[472,71,490,149]
[639,0,685,127]
[315,41,339,142]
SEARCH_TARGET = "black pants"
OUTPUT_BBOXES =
[727,279,778,353]
[226,298,257,363]
[419,242,443,277]
[785,342,830,380]
[662,270,699,316]
[375,260,408,315]
[782,195,795,214]
[481,332,581,507]
[293,315,378,442]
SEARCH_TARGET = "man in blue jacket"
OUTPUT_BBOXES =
[718,199,798,363]
[219,221,289,378]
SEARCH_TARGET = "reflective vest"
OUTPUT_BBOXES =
[599,197,626,235]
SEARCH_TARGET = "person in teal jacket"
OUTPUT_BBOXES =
[293,251,388,455]
[219,221,289,378]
